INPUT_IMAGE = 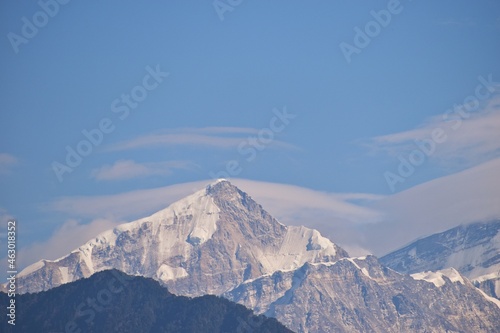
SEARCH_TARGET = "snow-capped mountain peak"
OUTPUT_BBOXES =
[12,180,347,295]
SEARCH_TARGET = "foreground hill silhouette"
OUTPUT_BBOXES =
[0,269,293,333]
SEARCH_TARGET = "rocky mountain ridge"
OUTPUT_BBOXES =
[224,255,500,332]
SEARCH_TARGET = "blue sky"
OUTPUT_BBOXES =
[1,1,500,274]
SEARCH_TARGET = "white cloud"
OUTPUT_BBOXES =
[107,127,297,151]
[0,153,18,174]
[44,181,210,220]
[370,94,500,169]
[0,208,14,239]
[365,157,500,255]
[0,207,14,222]
[90,159,196,181]
[14,218,122,272]
[346,84,500,253]
[230,179,383,225]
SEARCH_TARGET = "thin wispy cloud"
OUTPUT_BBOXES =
[0,153,18,174]
[0,208,14,241]
[107,127,298,151]
[90,160,197,181]
[44,181,209,220]
[437,17,476,27]
[231,179,384,225]
[366,157,500,255]
[12,218,123,267]
[368,94,500,168]
[175,127,261,135]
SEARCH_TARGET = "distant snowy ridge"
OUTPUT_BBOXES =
[381,220,500,299]
[410,268,500,309]
[224,255,500,332]
[411,267,465,288]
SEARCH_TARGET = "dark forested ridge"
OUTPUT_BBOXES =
[0,269,294,333]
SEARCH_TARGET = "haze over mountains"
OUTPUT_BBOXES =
[3,180,500,332]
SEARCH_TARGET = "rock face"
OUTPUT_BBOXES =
[380,220,500,299]
[11,180,346,296]
[4,180,500,333]
[224,256,500,333]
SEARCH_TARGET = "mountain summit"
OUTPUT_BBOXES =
[13,180,347,295]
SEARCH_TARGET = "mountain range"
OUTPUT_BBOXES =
[3,180,500,332]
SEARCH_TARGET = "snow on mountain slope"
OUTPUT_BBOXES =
[9,180,347,295]
[224,256,500,333]
[380,220,500,299]
[410,267,465,288]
